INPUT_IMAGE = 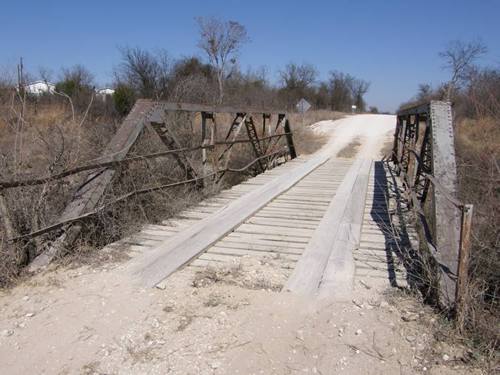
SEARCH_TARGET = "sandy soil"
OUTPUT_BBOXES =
[311,114,395,160]
[0,115,481,374]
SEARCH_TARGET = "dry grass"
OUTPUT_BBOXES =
[0,101,292,287]
[454,116,499,353]
[0,100,342,288]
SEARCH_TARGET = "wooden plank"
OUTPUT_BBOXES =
[318,160,372,299]
[210,241,304,254]
[235,223,315,237]
[257,207,327,216]
[456,204,473,331]
[284,158,364,295]
[217,237,305,250]
[264,202,329,211]
[253,213,322,222]
[134,151,332,287]
[225,231,310,243]
[245,217,318,229]
[207,246,301,261]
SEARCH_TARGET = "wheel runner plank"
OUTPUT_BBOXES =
[134,152,336,287]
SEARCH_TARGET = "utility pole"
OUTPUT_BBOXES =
[17,57,24,92]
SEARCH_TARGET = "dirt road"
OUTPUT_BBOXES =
[0,115,476,374]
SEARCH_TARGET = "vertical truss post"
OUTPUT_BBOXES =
[429,101,461,307]
[392,115,401,163]
[395,115,407,172]
[201,112,214,182]
[283,118,297,159]
[262,113,269,135]
[414,115,431,201]
[406,114,419,190]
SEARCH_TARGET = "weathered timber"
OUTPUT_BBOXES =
[318,159,372,299]
[456,204,473,331]
[135,152,331,288]
[284,158,364,295]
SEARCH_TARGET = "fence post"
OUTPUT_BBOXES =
[283,118,297,159]
[456,204,473,331]
[201,112,211,180]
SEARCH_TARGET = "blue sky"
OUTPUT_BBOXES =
[1,0,499,112]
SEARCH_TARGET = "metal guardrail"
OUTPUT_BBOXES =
[392,101,473,317]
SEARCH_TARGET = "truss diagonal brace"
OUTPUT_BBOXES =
[149,121,198,180]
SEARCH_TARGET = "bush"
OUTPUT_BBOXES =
[113,85,135,116]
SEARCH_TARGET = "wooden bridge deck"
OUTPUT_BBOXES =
[107,155,411,297]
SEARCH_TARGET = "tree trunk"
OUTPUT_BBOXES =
[217,70,224,104]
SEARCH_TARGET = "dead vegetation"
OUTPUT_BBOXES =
[0,90,333,287]
[385,288,497,373]
[454,116,499,354]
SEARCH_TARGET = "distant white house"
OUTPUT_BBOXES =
[96,88,115,96]
[23,80,56,95]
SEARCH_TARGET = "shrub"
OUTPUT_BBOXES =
[113,84,135,116]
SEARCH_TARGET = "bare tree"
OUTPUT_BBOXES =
[59,65,94,90]
[280,63,317,91]
[439,40,487,101]
[348,78,370,112]
[416,83,433,102]
[115,47,171,99]
[329,71,354,111]
[196,16,249,104]
[38,66,54,83]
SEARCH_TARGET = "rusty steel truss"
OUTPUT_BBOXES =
[3,100,297,270]
[393,101,473,312]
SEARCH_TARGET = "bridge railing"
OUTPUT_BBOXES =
[392,101,472,321]
[1,100,297,269]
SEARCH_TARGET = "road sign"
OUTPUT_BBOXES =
[296,98,311,113]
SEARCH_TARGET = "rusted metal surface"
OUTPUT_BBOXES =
[429,101,461,306]
[244,116,265,172]
[394,100,468,309]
